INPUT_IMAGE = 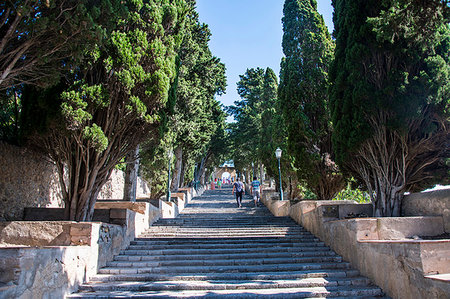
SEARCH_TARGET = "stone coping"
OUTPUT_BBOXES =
[358,239,450,244]
[359,239,450,244]
[425,274,450,283]
[94,201,150,214]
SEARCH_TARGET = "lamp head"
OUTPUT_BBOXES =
[275,147,282,159]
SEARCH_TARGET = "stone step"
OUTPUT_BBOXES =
[114,250,338,262]
[139,234,315,239]
[142,231,309,235]
[106,256,343,268]
[78,277,373,292]
[152,220,297,224]
[145,229,308,233]
[154,220,295,225]
[98,262,353,275]
[68,285,383,298]
[121,245,330,256]
[123,241,326,252]
[131,236,317,245]
[88,269,362,282]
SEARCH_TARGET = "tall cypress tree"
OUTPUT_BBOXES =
[330,0,449,216]
[279,0,344,200]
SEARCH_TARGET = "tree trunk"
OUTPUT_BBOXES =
[195,153,210,184]
[123,145,139,202]
[260,163,265,183]
[179,161,186,187]
[171,146,183,191]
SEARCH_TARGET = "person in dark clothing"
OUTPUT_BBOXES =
[232,177,245,208]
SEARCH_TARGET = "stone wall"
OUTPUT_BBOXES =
[403,188,450,232]
[0,142,151,221]
[0,142,62,221]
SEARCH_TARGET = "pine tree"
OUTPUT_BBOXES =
[22,0,188,221]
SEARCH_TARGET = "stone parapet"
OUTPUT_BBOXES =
[159,185,207,219]
[0,201,159,298]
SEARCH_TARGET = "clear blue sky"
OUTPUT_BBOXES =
[196,0,334,117]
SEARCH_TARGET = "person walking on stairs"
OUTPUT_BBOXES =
[232,177,245,207]
[251,176,261,207]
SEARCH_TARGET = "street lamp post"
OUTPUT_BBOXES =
[251,162,254,179]
[166,149,173,202]
[275,148,283,201]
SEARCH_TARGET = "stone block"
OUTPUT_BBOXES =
[70,235,91,246]
[338,203,373,219]
[376,216,444,240]
[70,224,92,236]
[0,221,73,247]
[109,208,128,219]
[403,189,450,233]
[95,202,148,214]
[23,208,65,221]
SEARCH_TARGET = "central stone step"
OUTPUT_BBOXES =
[68,188,386,298]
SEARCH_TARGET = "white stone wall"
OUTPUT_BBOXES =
[0,142,151,220]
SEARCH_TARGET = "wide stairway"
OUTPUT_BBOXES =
[70,186,385,298]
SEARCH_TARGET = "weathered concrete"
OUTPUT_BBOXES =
[0,222,127,299]
[403,188,450,232]
[261,189,450,299]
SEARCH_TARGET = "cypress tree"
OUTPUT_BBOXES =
[279,0,344,200]
[330,0,449,216]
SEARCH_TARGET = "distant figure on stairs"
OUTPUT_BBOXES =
[232,177,245,208]
[251,176,261,207]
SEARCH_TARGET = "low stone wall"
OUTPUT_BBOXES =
[261,189,450,299]
[0,222,126,298]
[159,186,207,219]
[0,142,151,221]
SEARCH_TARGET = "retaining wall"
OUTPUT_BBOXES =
[261,189,450,299]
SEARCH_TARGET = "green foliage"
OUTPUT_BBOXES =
[0,0,124,90]
[228,66,299,194]
[17,0,188,221]
[330,0,449,167]
[228,67,266,171]
[140,0,227,191]
[330,0,449,215]
[0,89,20,143]
[279,0,343,200]
[82,124,108,152]
[333,180,370,203]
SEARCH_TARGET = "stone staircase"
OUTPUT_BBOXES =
[69,187,385,298]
